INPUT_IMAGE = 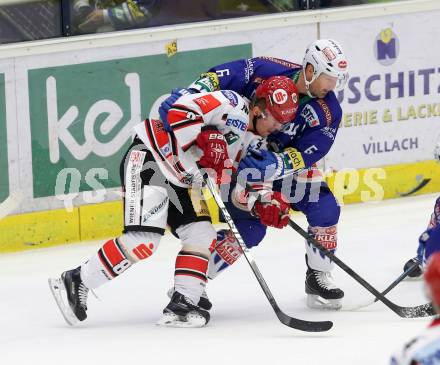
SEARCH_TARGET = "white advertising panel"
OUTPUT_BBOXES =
[321,10,440,169]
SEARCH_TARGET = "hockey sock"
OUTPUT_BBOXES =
[305,225,337,272]
[174,250,209,304]
[207,229,242,280]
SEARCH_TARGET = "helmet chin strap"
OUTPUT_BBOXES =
[303,69,317,98]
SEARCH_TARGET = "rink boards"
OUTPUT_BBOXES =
[1,0,440,252]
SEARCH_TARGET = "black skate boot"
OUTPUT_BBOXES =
[167,287,212,311]
[403,257,423,279]
[305,261,344,310]
[157,291,210,328]
[48,266,89,325]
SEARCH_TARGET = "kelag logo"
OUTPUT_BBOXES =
[0,74,8,203]
[374,28,399,66]
[28,44,251,198]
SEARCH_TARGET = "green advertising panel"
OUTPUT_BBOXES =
[28,44,252,198]
[0,74,8,203]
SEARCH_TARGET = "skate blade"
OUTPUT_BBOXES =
[156,312,207,328]
[48,277,78,326]
[166,288,212,311]
[307,294,342,310]
[403,275,423,282]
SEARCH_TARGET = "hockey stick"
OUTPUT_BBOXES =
[203,174,333,332]
[342,258,422,311]
[286,218,434,318]
[234,179,433,318]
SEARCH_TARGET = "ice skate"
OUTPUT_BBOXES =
[48,266,89,325]
[305,267,344,310]
[157,291,210,328]
[166,287,212,311]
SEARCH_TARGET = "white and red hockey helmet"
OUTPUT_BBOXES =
[303,39,349,91]
[424,252,440,306]
[255,76,299,124]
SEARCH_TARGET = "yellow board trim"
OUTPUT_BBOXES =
[0,208,80,253]
[326,160,440,205]
[0,194,220,253]
[1,160,439,253]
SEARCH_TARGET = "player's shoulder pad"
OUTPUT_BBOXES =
[218,90,243,108]
[196,90,248,120]
[188,91,230,115]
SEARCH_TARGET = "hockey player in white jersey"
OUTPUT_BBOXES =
[160,39,349,310]
[48,76,299,328]
[390,251,440,365]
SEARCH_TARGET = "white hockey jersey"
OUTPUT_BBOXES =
[390,318,440,365]
[134,90,250,187]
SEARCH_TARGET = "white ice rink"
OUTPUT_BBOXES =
[1,193,438,365]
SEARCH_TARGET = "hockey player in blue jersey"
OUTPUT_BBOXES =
[402,141,440,279]
[160,39,349,310]
[392,140,440,362]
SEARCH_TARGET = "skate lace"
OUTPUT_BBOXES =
[315,271,337,290]
[200,289,209,300]
[78,283,89,309]
[182,295,198,308]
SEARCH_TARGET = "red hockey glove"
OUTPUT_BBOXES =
[253,191,290,228]
[196,127,229,176]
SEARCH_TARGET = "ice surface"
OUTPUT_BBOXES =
[0,193,437,365]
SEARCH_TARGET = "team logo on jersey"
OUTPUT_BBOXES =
[224,131,240,145]
[221,90,239,107]
[322,47,336,62]
[244,59,255,83]
[195,72,219,92]
[194,94,222,114]
[226,118,247,131]
[284,147,305,172]
[272,89,288,104]
[301,104,320,127]
[374,27,399,66]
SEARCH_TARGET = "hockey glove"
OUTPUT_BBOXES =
[196,127,229,177]
[252,191,290,229]
[238,148,283,182]
[159,88,196,124]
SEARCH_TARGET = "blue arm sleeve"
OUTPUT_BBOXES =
[188,57,301,99]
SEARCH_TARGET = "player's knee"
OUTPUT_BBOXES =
[308,225,338,251]
[118,230,162,262]
[176,221,216,257]
[308,194,340,227]
[236,219,267,248]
